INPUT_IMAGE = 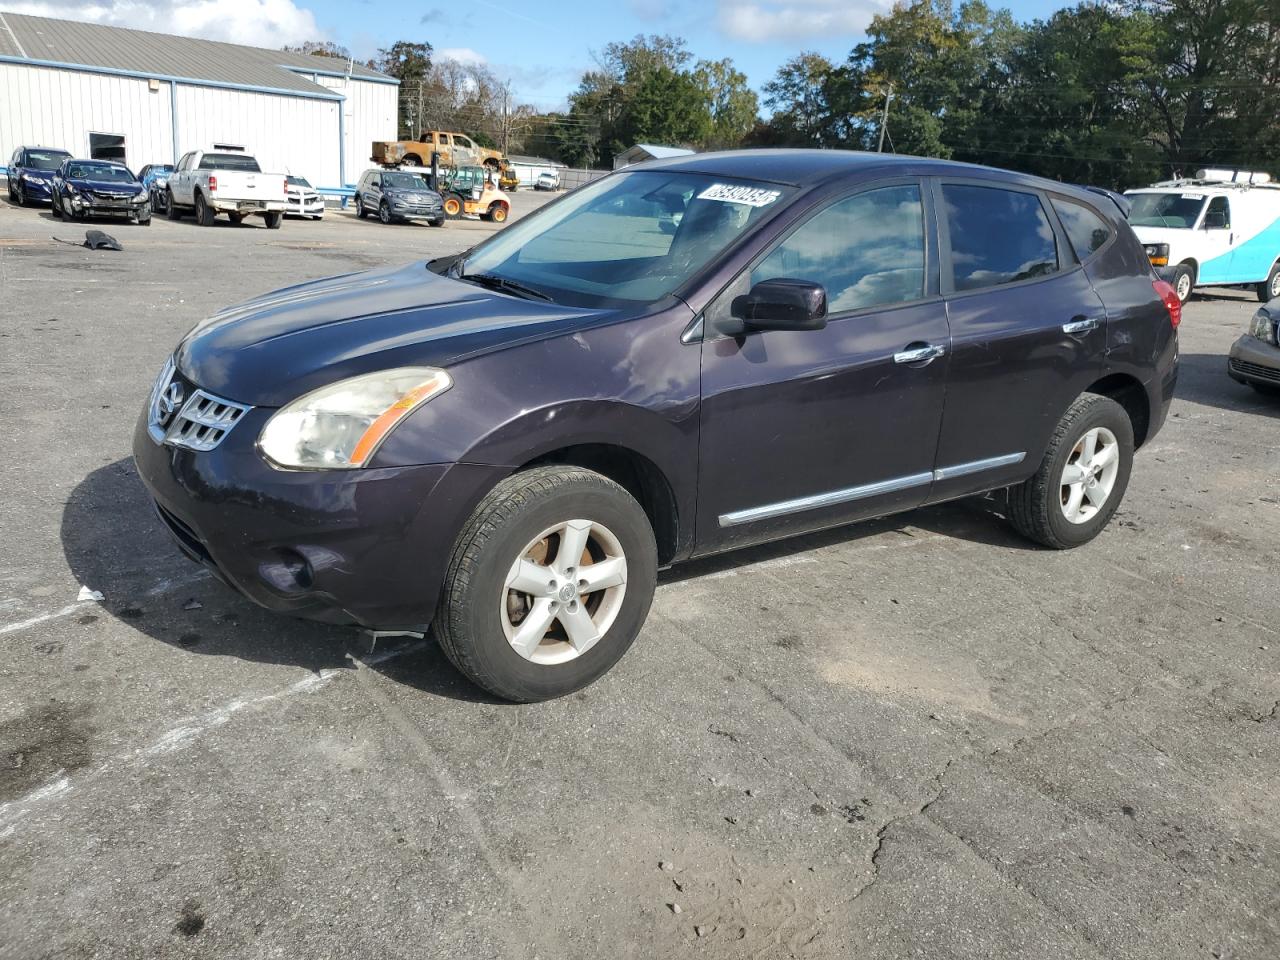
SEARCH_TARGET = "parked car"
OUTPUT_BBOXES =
[354,169,444,225]
[371,130,504,171]
[1126,169,1280,303]
[167,148,287,228]
[1227,299,1280,395]
[534,170,560,191]
[6,146,72,206]
[52,159,150,225]
[133,150,1179,702]
[285,175,326,219]
[138,163,176,214]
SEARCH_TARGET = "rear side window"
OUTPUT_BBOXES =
[1052,198,1112,261]
[943,184,1058,292]
[751,184,926,313]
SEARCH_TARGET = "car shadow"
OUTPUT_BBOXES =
[1175,352,1279,418]
[60,458,501,703]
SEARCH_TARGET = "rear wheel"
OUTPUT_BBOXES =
[354,194,367,218]
[1172,262,1195,304]
[264,211,283,230]
[1259,262,1280,303]
[229,212,245,225]
[1007,393,1134,549]
[435,466,658,702]
[443,194,464,219]
[195,193,215,226]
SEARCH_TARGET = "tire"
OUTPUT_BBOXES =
[51,195,62,218]
[137,214,151,226]
[1259,262,1280,303]
[402,155,422,167]
[228,212,245,225]
[429,218,445,228]
[15,182,26,207]
[1007,393,1134,549]
[265,211,283,229]
[435,465,658,702]
[378,201,392,225]
[443,194,464,219]
[1172,262,1195,304]
[195,192,215,226]
[166,189,181,220]
[6,180,13,203]
[354,194,367,218]
[489,202,508,224]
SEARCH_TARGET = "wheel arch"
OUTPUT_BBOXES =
[519,443,680,566]
[1084,373,1151,447]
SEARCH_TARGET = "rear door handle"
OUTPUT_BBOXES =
[1062,317,1102,335]
[894,342,947,364]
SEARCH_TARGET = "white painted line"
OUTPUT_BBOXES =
[0,602,92,636]
[0,569,214,636]
[0,640,428,839]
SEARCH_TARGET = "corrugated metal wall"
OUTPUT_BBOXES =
[1,62,397,188]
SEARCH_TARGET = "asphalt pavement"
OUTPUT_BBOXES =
[1,191,1277,960]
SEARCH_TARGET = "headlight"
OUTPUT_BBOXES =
[65,183,78,195]
[1249,308,1277,345]
[21,172,35,182]
[258,367,452,469]
[1144,243,1169,267]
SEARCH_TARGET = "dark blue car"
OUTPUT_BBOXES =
[52,159,151,225]
[6,146,72,206]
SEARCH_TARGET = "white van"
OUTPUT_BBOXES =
[1126,169,1280,304]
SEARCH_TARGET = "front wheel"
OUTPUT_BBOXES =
[435,466,658,702]
[1172,263,1195,304]
[51,195,62,217]
[1006,393,1134,549]
[378,201,392,224]
[443,194,463,219]
[1259,262,1280,303]
[488,202,508,223]
[166,190,181,220]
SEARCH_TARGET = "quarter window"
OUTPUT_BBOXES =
[943,184,1058,292]
[750,184,926,313]
[1052,198,1112,261]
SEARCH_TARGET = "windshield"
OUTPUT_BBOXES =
[66,163,136,183]
[199,153,261,172]
[384,172,429,189]
[25,150,70,171]
[1128,192,1206,228]
[287,176,312,187]
[460,171,794,307]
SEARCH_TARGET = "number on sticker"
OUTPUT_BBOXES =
[697,183,782,207]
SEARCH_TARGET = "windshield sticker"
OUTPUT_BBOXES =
[1181,193,1205,200]
[697,183,782,207]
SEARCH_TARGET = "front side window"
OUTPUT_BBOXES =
[943,184,1058,292]
[1204,196,1231,229]
[459,172,794,307]
[1053,198,1112,261]
[456,136,473,149]
[750,184,926,314]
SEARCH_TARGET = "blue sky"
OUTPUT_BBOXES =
[13,0,1072,108]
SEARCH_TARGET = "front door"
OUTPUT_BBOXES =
[695,181,951,554]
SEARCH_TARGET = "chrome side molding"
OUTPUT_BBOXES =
[718,452,1026,527]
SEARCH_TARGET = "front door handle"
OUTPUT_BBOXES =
[894,342,947,364]
[1062,316,1102,335]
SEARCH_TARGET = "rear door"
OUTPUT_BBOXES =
[927,179,1107,503]
[696,179,951,553]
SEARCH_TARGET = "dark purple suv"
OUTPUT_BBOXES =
[134,150,1179,701]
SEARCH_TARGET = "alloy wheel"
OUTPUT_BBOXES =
[1271,270,1280,299]
[1060,426,1120,524]
[500,519,628,665]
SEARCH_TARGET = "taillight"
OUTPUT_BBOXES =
[284,178,288,196]
[208,174,217,192]
[1153,279,1181,329]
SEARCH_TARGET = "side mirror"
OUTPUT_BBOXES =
[731,278,828,332]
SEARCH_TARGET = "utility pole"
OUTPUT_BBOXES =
[501,83,511,156]
[877,84,893,153]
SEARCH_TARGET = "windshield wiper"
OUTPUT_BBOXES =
[461,272,554,302]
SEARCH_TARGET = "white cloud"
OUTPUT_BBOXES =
[6,0,324,48]
[717,0,888,42]
[437,46,487,66]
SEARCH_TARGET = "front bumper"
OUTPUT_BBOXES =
[1227,335,1280,387]
[67,194,149,217]
[392,202,443,219]
[287,196,326,217]
[132,402,505,628]
[19,177,54,200]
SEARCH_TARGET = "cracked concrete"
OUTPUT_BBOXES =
[1,200,1278,959]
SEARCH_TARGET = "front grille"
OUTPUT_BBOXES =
[147,357,251,451]
[1230,358,1280,383]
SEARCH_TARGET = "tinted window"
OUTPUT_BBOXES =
[198,153,261,172]
[751,184,926,313]
[943,185,1058,292]
[24,150,70,171]
[1053,198,1111,260]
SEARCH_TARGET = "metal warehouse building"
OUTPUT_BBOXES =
[0,12,398,190]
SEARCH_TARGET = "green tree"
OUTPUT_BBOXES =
[282,40,351,60]
[695,58,760,150]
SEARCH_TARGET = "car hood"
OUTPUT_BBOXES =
[1129,225,1195,244]
[70,177,143,193]
[175,262,612,406]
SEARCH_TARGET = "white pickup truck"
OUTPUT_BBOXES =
[167,148,287,228]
